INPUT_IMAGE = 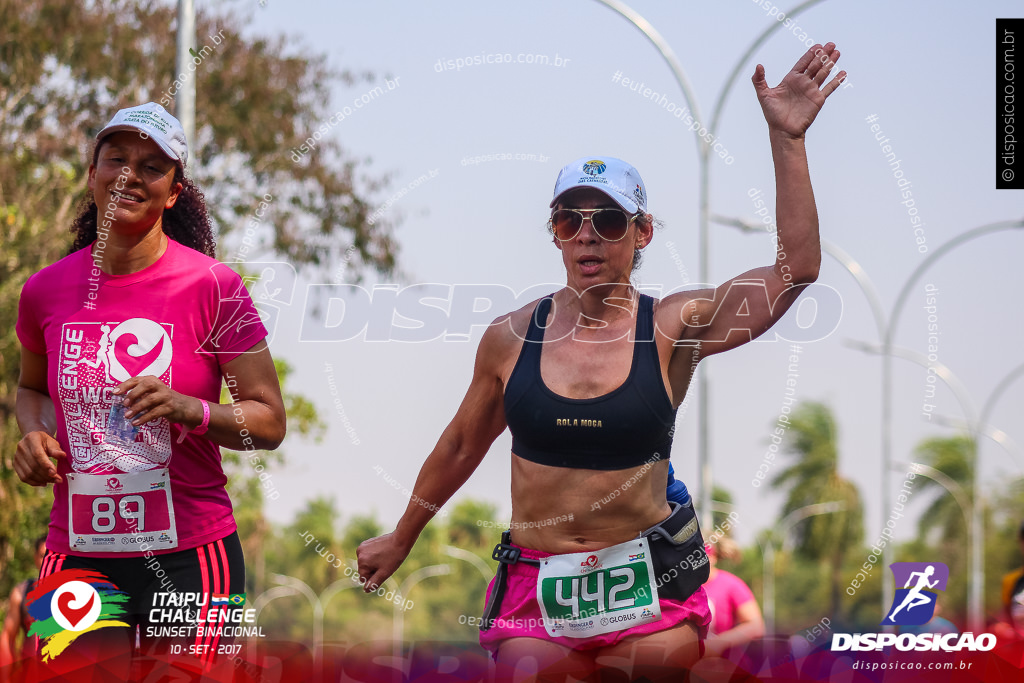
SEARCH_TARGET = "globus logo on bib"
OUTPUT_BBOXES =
[121,534,155,544]
[831,561,996,652]
[601,613,636,626]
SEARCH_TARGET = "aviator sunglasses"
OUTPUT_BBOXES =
[549,208,640,242]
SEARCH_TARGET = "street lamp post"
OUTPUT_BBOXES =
[260,570,402,679]
[269,573,323,676]
[761,501,846,636]
[174,0,196,146]
[849,340,1024,628]
[719,214,1024,629]
[897,461,971,531]
[392,564,451,679]
[443,545,495,586]
[930,417,1021,467]
[885,221,1024,631]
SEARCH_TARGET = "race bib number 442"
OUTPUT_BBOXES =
[537,538,661,638]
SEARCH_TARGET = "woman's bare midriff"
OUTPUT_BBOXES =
[508,455,672,554]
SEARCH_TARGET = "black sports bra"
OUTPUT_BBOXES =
[503,294,678,470]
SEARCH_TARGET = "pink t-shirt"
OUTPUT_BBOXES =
[704,569,757,635]
[17,238,267,557]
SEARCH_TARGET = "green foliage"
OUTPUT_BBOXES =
[448,499,498,548]
[912,435,974,545]
[258,498,498,645]
[770,401,864,621]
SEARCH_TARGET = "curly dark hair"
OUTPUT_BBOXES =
[68,142,215,257]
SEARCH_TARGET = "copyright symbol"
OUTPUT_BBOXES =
[1003,169,1015,182]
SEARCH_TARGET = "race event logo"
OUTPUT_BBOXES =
[581,160,606,176]
[579,554,603,573]
[884,562,948,626]
[59,318,173,474]
[831,561,995,653]
[26,569,129,661]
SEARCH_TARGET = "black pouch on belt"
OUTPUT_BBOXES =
[479,530,540,632]
[640,501,711,602]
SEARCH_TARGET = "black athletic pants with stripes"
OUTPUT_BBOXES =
[37,531,244,667]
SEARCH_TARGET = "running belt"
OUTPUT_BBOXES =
[503,294,677,470]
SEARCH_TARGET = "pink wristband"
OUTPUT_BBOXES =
[193,399,211,435]
[177,399,211,443]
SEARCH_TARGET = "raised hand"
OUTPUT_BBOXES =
[752,42,846,139]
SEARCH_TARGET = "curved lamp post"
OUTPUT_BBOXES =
[760,501,846,636]
[392,564,451,677]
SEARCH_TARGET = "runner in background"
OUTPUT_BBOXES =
[703,538,765,657]
[0,537,46,682]
[996,521,1024,641]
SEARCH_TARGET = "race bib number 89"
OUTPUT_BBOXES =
[67,469,178,552]
[537,538,661,638]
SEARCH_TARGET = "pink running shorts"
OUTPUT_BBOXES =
[478,541,712,657]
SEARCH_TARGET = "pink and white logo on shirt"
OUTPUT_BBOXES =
[106,318,172,382]
[59,318,173,474]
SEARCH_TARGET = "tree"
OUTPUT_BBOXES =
[911,435,973,548]
[447,499,497,549]
[910,434,978,625]
[771,401,864,620]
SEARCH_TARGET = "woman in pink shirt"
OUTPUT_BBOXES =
[703,539,765,656]
[14,103,286,675]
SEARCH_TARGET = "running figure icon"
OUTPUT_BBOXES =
[887,565,939,622]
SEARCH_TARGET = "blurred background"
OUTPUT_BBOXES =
[1,0,1022,656]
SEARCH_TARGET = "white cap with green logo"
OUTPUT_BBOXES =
[549,156,647,214]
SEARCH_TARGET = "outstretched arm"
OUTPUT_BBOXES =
[668,44,846,356]
[356,323,511,591]
[705,597,766,657]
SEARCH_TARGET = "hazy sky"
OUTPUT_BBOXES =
[229,0,1023,549]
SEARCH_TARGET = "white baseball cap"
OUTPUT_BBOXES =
[96,102,188,167]
[549,156,647,214]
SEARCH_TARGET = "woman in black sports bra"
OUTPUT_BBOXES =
[358,43,846,680]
